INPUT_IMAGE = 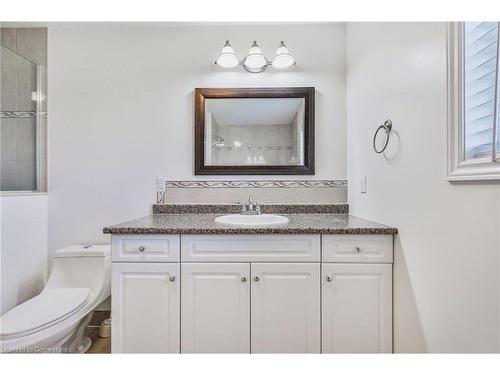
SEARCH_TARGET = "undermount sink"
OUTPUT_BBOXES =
[214,214,289,226]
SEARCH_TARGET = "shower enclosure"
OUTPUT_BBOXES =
[0,28,47,192]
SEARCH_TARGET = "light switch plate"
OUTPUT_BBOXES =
[360,176,367,194]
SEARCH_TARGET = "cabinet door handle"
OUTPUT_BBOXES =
[326,276,333,282]
[241,276,247,282]
[138,245,146,252]
[355,246,362,253]
[253,276,260,282]
[169,276,176,282]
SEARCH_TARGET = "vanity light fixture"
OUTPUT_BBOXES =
[242,41,268,73]
[214,41,240,68]
[215,40,296,73]
[272,41,295,69]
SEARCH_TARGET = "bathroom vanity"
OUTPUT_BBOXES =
[103,204,396,354]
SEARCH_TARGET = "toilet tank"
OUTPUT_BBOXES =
[45,245,111,306]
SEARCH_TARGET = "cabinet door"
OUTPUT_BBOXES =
[322,263,392,353]
[112,263,180,353]
[251,263,320,353]
[181,263,250,353]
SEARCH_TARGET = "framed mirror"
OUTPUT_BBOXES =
[194,87,315,175]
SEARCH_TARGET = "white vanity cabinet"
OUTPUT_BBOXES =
[321,235,393,353]
[111,262,180,353]
[181,263,250,353]
[180,235,321,353]
[321,263,392,353]
[251,263,320,353]
[111,233,393,354]
[180,262,320,354]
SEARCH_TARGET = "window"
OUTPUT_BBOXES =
[448,22,500,181]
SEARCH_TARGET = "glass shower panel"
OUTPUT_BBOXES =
[0,45,39,191]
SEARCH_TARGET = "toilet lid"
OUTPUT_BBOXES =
[0,288,89,340]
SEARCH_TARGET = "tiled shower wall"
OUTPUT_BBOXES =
[0,28,47,191]
[211,124,298,166]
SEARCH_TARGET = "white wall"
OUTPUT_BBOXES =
[48,23,346,253]
[347,22,500,352]
[0,194,48,314]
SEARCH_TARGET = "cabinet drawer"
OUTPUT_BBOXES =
[112,235,180,262]
[181,235,320,262]
[322,235,393,263]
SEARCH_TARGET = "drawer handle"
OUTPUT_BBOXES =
[169,276,176,282]
[241,276,247,283]
[326,276,333,282]
[355,246,363,253]
[138,246,146,252]
[253,276,260,282]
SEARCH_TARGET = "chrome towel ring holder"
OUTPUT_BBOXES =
[373,119,393,154]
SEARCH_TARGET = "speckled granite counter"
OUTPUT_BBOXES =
[152,203,349,215]
[103,208,397,235]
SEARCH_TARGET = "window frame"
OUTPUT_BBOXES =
[447,22,500,181]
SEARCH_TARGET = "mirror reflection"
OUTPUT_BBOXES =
[204,98,305,166]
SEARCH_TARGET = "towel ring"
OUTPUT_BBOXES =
[373,120,393,154]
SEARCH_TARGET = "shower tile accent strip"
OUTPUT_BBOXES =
[153,204,349,215]
[164,179,347,189]
[0,111,48,118]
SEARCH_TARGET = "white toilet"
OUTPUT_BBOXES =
[0,245,111,353]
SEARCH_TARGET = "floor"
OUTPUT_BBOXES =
[86,327,111,353]
[85,310,111,354]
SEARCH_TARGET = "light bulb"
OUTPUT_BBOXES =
[272,41,295,69]
[215,40,239,68]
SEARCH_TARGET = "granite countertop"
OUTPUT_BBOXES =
[103,210,397,235]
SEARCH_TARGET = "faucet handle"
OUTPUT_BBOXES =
[233,201,247,214]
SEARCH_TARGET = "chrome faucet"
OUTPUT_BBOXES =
[238,195,262,215]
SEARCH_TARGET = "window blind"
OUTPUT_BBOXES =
[463,22,500,160]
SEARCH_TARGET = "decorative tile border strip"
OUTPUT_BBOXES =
[165,179,347,189]
[219,145,293,151]
[0,111,47,118]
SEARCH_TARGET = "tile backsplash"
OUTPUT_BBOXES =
[159,179,348,204]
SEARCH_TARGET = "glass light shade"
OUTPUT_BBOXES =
[243,41,268,72]
[272,41,295,69]
[215,41,239,68]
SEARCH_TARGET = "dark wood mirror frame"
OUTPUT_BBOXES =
[194,87,315,175]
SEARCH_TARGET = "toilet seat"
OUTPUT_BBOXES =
[0,288,89,341]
